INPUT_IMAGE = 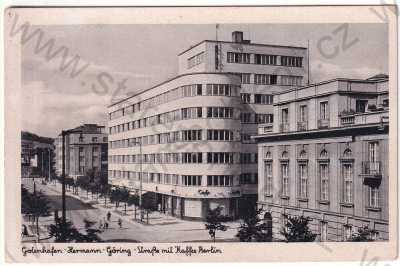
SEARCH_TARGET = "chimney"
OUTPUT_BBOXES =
[232,31,244,43]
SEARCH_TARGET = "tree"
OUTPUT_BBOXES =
[76,175,90,197]
[236,208,271,242]
[127,194,139,219]
[48,218,102,242]
[119,187,130,214]
[204,206,228,242]
[21,185,51,242]
[99,184,111,207]
[48,218,82,242]
[280,215,316,242]
[110,187,122,208]
[350,226,378,242]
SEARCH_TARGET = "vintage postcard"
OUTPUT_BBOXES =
[3,5,398,262]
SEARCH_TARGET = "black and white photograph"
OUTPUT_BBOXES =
[3,5,398,263]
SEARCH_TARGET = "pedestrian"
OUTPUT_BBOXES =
[22,224,29,237]
[98,220,103,230]
[104,222,109,229]
[118,218,122,229]
[107,211,111,222]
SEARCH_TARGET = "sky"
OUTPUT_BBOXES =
[20,23,388,138]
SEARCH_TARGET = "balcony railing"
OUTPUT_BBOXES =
[317,119,330,129]
[297,121,308,131]
[280,123,290,132]
[340,115,355,126]
[361,161,382,176]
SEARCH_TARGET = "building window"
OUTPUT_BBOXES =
[343,225,353,241]
[254,54,277,65]
[254,74,277,85]
[182,175,202,186]
[280,75,302,86]
[182,152,203,163]
[281,56,302,67]
[241,113,252,123]
[206,107,234,119]
[368,186,379,208]
[241,93,251,103]
[320,221,328,241]
[356,99,368,113]
[240,173,258,185]
[207,152,234,164]
[368,142,380,174]
[254,94,273,105]
[298,163,308,198]
[281,163,289,197]
[205,84,238,96]
[265,162,273,196]
[241,73,251,84]
[319,163,329,201]
[182,130,202,141]
[207,175,233,186]
[227,52,250,64]
[187,52,204,69]
[255,114,274,124]
[343,163,353,204]
[281,108,289,132]
[207,130,233,141]
[320,101,329,120]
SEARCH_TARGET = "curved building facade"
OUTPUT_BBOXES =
[108,73,247,219]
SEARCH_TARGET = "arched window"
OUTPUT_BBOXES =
[265,151,272,159]
[299,150,307,159]
[320,149,328,158]
[281,151,288,158]
[343,148,352,157]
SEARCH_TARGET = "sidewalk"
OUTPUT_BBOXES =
[34,181,241,242]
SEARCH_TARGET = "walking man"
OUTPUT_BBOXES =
[118,218,122,229]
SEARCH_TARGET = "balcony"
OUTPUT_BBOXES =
[297,121,308,131]
[361,161,382,176]
[258,123,273,134]
[361,161,382,186]
[340,115,355,126]
[317,119,329,129]
[280,123,290,132]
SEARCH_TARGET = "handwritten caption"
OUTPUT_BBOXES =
[22,245,223,257]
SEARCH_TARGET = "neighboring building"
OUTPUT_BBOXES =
[55,124,108,179]
[255,74,389,241]
[21,131,55,179]
[107,31,308,220]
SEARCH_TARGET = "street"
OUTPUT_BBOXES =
[21,179,240,243]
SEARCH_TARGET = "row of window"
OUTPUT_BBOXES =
[109,106,237,135]
[108,170,235,187]
[240,93,274,104]
[109,129,235,149]
[109,152,258,164]
[241,113,274,124]
[109,83,240,120]
[264,160,380,208]
[187,52,204,68]
[227,52,303,67]
[280,101,329,131]
[263,144,381,208]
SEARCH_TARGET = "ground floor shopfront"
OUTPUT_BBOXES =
[142,192,257,221]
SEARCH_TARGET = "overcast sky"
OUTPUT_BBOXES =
[21,23,388,138]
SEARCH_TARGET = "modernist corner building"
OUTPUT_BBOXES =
[107,31,309,220]
[255,74,389,241]
[55,124,108,180]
